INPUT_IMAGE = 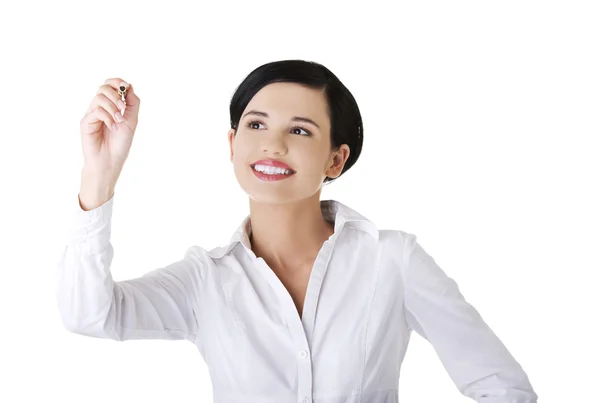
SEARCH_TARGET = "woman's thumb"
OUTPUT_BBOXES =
[125,83,139,107]
[122,83,140,118]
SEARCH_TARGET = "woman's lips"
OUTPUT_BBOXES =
[251,165,295,181]
[251,158,295,171]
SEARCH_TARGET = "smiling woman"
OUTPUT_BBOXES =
[228,60,364,186]
[56,59,538,403]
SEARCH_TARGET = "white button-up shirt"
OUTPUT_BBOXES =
[55,194,538,403]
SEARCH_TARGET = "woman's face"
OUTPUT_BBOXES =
[228,82,349,205]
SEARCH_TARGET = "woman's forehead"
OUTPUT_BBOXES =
[245,82,329,122]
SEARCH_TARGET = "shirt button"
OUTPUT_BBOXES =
[298,350,308,359]
[302,397,309,403]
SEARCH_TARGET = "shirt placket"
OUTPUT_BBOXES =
[253,237,336,403]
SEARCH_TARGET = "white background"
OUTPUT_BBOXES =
[1,1,598,402]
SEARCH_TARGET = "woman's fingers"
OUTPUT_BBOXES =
[87,91,122,121]
[81,105,118,133]
[94,84,125,111]
[80,77,140,137]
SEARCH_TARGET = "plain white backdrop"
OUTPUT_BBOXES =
[1,1,598,402]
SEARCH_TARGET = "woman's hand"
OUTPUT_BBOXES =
[79,78,141,179]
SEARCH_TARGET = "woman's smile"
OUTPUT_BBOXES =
[251,164,296,181]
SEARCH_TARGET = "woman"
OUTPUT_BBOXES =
[55,60,538,402]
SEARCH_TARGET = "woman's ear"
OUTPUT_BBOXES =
[228,128,236,162]
[326,145,350,178]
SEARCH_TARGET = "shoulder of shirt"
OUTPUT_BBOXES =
[378,228,418,252]
[181,243,238,263]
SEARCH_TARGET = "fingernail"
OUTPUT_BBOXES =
[115,111,123,122]
[117,100,126,109]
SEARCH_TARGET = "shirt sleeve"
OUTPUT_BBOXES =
[54,193,200,342]
[401,233,538,403]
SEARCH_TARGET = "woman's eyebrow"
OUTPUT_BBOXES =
[242,110,320,129]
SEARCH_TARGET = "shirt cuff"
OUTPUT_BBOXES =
[67,193,115,254]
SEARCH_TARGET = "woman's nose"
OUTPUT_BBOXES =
[261,135,288,154]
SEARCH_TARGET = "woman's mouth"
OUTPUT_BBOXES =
[251,164,296,181]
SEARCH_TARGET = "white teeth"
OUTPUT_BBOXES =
[253,164,292,175]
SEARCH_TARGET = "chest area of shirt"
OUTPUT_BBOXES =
[199,237,409,389]
[222,239,387,329]
[271,265,313,320]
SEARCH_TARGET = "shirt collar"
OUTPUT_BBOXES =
[207,199,379,259]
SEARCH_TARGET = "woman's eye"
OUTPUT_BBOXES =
[248,121,264,130]
[291,126,311,136]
